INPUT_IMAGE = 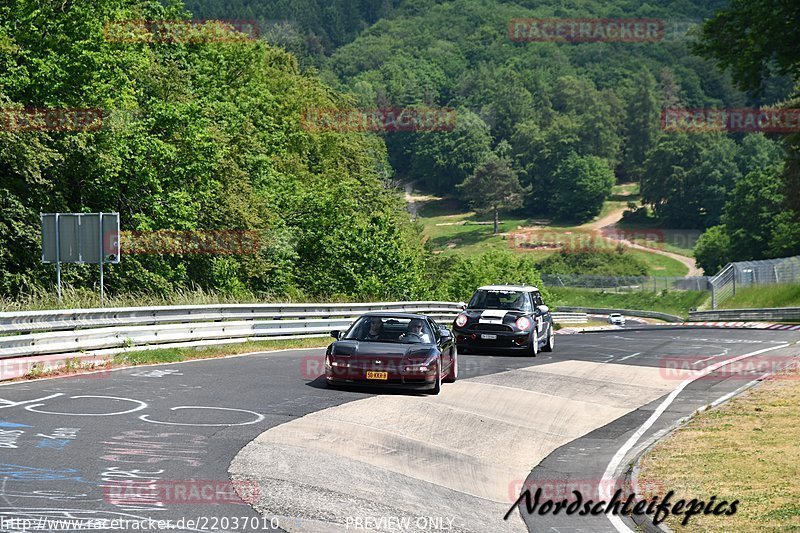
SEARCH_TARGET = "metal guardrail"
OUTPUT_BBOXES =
[551,312,588,325]
[0,303,590,361]
[0,302,462,335]
[0,302,462,360]
[688,307,800,322]
[556,306,684,323]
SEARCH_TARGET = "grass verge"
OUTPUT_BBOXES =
[627,249,689,277]
[719,284,800,309]
[549,288,708,318]
[637,373,800,532]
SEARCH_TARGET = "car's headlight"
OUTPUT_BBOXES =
[515,316,532,331]
[455,314,468,328]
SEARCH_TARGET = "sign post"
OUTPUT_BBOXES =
[41,213,120,306]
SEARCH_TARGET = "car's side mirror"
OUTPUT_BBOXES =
[537,305,549,315]
[330,330,342,340]
[440,327,452,338]
[457,302,467,310]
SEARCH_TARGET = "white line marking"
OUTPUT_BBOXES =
[24,396,148,416]
[616,353,641,363]
[690,355,717,366]
[139,406,265,427]
[603,342,790,533]
[0,394,63,409]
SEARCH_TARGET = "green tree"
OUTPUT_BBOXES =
[550,154,615,222]
[456,152,527,235]
[642,134,740,228]
[693,225,731,275]
[695,0,800,257]
[0,0,426,301]
[722,165,785,261]
[410,109,492,194]
[694,1,800,94]
[620,69,661,182]
[768,212,800,258]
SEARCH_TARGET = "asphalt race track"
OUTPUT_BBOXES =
[0,327,798,532]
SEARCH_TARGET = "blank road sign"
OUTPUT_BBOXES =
[41,213,120,264]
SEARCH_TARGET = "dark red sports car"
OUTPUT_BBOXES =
[325,313,457,394]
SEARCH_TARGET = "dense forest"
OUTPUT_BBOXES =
[183,0,403,57]
[184,0,799,270]
[0,0,431,300]
[1,0,799,302]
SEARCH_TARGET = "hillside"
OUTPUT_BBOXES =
[182,0,403,59]
[0,0,425,300]
[178,0,799,273]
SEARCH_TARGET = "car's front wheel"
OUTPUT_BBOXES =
[541,324,554,352]
[529,333,539,357]
[430,357,443,394]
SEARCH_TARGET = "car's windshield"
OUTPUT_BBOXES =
[468,290,531,312]
[343,317,434,344]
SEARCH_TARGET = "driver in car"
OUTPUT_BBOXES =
[364,317,385,341]
[400,319,432,343]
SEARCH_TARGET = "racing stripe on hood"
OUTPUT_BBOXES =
[479,309,508,323]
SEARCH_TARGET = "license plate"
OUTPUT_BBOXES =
[366,371,388,380]
[480,334,497,340]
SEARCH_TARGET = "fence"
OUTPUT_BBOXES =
[542,274,709,293]
[709,256,800,309]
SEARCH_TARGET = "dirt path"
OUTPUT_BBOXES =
[404,182,439,219]
[581,205,703,276]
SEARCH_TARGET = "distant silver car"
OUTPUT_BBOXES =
[608,313,626,325]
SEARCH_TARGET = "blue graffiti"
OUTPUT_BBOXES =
[35,439,71,451]
[0,421,31,428]
[0,464,95,485]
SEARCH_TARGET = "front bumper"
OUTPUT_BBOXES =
[325,365,438,389]
[454,330,532,351]
[325,375,437,390]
